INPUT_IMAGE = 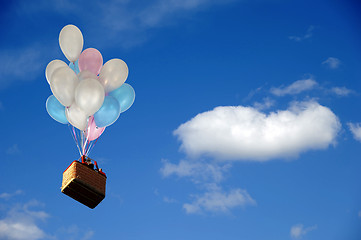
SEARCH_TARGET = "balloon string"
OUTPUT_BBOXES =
[81,130,85,156]
[84,128,90,156]
[74,127,83,157]
[85,140,92,156]
[86,136,100,156]
[68,124,82,156]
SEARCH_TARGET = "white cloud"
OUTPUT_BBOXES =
[322,57,341,69]
[160,159,231,183]
[0,197,96,240]
[289,25,315,42]
[290,224,317,239]
[330,87,352,96]
[348,122,361,142]
[183,188,256,214]
[358,210,361,218]
[0,201,48,240]
[0,190,23,200]
[174,101,341,161]
[270,78,317,96]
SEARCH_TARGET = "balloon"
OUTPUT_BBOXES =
[109,83,135,113]
[66,104,88,131]
[69,60,80,74]
[78,48,103,75]
[45,60,68,84]
[78,70,97,81]
[46,95,68,124]
[94,96,121,127]
[50,66,79,107]
[75,78,105,116]
[85,116,105,141]
[99,59,128,93]
[59,24,84,62]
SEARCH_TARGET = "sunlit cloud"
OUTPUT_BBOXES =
[174,101,340,161]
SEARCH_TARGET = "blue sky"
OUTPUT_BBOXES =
[0,0,361,239]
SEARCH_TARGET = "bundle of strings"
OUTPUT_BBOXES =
[68,124,100,157]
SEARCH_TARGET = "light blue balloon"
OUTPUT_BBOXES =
[46,95,68,124]
[109,83,135,113]
[94,96,121,127]
[69,60,80,74]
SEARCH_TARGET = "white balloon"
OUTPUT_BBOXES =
[50,66,79,107]
[75,78,105,116]
[78,70,97,82]
[45,60,68,84]
[59,24,84,62]
[66,104,88,131]
[99,58,128,92]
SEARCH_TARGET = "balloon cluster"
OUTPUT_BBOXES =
[45,25,135,155]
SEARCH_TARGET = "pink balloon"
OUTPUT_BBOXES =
[86,116,105,141]
[78,48,103,75]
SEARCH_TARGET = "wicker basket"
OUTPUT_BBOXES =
[61,161,106,209]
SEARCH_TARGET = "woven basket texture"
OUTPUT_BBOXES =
[61,161,106,208]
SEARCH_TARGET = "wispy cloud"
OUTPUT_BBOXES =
[55,225,95,240]
[270,78,317,96]
[14,0,235,48]
[358,210,361,218]
[101,0,234,30]
[81,230,94,240]
[348,122,361,142]
[0,190,23,200]
[322,57,341,69]
[174,101,340,161]
[330,86,353,96]
[160,159,231,183]
[289,25,315,42]
[183,187,256,214]
[0,46,45,89]
[163,196,177,203]
[6,144,21,155]
[160,159,255,214]
[290,224,317,239]
[253,97,275,110]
